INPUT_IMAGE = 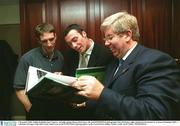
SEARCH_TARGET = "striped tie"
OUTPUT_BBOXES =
[79,53,88,68]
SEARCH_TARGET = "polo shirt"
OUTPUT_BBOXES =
[14,47,64,89]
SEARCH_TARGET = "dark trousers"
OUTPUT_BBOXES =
[26,99,95,120]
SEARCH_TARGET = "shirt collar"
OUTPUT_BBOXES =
[84,39,94,55]
[40,47,58,61]
[122,42,137,61]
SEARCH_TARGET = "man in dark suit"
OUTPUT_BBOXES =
[63,24,113,76]
[62,24,114,119]
[71,11,180,119]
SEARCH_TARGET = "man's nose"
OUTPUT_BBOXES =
[46,40,53,46]
[105,41,110,47]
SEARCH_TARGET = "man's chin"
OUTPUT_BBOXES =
[76,49,84,53]
[48,51,54,54]
[46,49,54,54]
[112,52,118,57]
[42,47,54,55]
[113,53,120,58]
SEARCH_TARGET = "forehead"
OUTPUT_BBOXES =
[104,27,115,36]
[65,30,80,39]
[40,32,55,40]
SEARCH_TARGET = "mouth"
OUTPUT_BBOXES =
[46,46,54,51]
[111,49,118,56]
[76,47,82,52]
[110,48,116,53]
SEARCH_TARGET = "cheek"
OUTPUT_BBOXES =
[110,41,125,56]
[43,43,55,49]
[111,40,120,49]
[49,43,55,48]
[113,38,126,49]
[80,41,86,49]
[69,44,74,49]
[116,43,124,50]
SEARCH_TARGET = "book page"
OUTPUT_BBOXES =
[76,66,105,71]
[25,66,77,93]
[25,66,48,92]
[45,74,77,86]
[25,66,85,103]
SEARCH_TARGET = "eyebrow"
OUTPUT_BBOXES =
[105,34,113,37]
[71,36,78,42]
[41,37,54,41]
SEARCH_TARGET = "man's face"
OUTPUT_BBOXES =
[40,32,56,54]
[103,27,130,59]
[65,29,88,53]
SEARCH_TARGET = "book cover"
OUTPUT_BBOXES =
[25,66,86,103]
[75,66,105,83]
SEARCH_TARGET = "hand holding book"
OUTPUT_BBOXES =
[25,66,84,103]
[25,66,105,103]
[71,75,105,101]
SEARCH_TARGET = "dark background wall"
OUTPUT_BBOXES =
[20,0,180,66]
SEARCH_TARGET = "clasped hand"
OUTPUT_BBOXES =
[70,75,104,101]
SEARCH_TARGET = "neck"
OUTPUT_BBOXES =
[85,38,92,51]
[48,52,54,60]
[127,40,137,50]
[42,48,54,60]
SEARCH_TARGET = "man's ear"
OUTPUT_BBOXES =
[125,30,132,42]
[36,38,41,44]
[81,31,87,38]
[54,33,57,38]
[54,33,57,41]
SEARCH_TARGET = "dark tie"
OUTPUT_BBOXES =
[113,59,124,76]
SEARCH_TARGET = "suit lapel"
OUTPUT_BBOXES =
[88,44,98,67]
[71,51,79,73]
[106,44,143,87]
[104,59,118,87]
[111,64,130,82]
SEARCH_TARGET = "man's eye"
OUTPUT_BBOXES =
[49,38,54,41]
[109,36,113,40]
[72,37,78,42]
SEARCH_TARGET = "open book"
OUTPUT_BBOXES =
[25,66,105,103]
[25,66,86,103]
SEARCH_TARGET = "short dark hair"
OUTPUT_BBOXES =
[63,24,84,38]
[35,23,55,38]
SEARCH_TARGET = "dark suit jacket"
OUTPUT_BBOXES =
[94,44,180,120]
[63,43,114,76]
[62,43,114,119]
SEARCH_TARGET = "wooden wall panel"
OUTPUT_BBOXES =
[20,0,44,54]
[172,0,180,57]
[172,0,180,66]
[45,0,62,50]
[19,0,180,66]
[60,0,87,27]
[100,0,131,18]
[59,0,87,50]
[140,0,172,54]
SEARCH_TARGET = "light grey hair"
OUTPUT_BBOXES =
[101,11,140,41]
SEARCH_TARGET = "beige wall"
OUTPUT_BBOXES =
[0,2,26,120]
[0,24,21,56]
[0,4,20,25]
[0,3,21,56]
